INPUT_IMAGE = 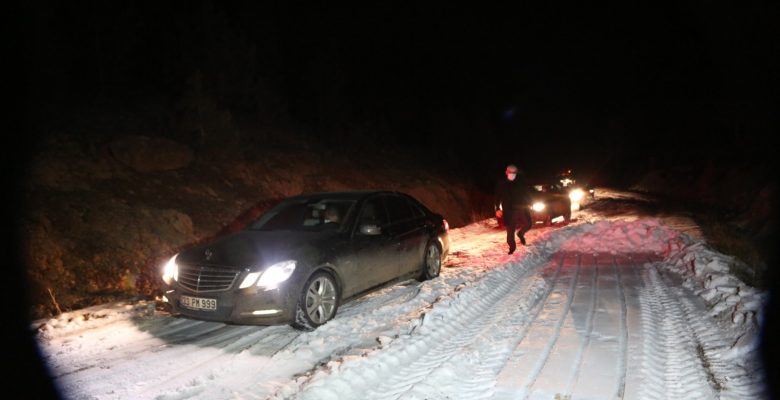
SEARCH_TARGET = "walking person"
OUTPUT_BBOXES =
[494,164,533,254]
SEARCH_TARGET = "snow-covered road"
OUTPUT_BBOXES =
[35,189,768,399]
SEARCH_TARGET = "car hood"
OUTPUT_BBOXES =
[530,192,566,202]
[176,230,339,270]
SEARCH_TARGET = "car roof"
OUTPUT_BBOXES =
[287,190,398,201]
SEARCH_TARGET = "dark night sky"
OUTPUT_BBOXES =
[17,1,780,183]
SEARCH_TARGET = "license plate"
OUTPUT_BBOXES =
[180,295,217,311]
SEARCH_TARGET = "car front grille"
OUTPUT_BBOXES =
[177,264,241,293]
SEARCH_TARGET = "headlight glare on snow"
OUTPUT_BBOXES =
[532,202,546,212]
[162,254,179,285]
[256,260,297,290]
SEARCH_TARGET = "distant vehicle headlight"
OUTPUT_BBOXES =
[162,254,179,285]
[239,260,297,291]
[532,202,546,212]
[569,188,585,202]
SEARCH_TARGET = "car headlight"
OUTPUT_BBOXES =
[569,188,585,202]
[239,260,297,290]
[532,202,546,212]
[162,254,179,285]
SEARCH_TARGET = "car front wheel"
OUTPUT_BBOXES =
[418,242,442,281]
[292,271,339,331]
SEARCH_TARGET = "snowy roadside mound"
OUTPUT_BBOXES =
[542,219,766,353]
[662,237,766,326]
[550,219,680,254]
[34,299,157,342]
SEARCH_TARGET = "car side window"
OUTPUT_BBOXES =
[401,195,426,218]
[385,194,416,223]
[358,197,390,228]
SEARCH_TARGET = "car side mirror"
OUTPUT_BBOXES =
[359,223,382,236]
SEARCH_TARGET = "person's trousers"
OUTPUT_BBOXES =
[503,209,531,248]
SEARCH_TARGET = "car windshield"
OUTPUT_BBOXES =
[248,198,356,231]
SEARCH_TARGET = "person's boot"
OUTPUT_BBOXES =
[517,231,526,245]
[508,243,516,254]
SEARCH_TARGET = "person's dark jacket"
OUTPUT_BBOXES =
[494,175,532,215]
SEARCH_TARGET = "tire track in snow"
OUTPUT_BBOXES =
[516,255,581,399]
[492,253,581,400]
[566,253,628,399]
[44,315,207,377]
[522,252,631,400]
[563,255,597,396]
[134,325,298,399]
[360,256,559,400]
[619,254,653,399]
[654,263,768,399]
[637,264,716,400]
[614,256,629,399]
[48,318,242,385]
[427,253,569,400]
[53,319,300,400]
[382,253,567,400]
[337,281,422,319]
[294,252,562,400]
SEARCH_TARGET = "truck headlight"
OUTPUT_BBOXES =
[532,202,546,212]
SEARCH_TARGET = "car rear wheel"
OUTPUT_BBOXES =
[291,271,339,331]
[418,242,441,281]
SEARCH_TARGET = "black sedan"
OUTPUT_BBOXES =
[495,184,572,229]
[529,184,572,226]
[161,190,450,330]
[551,169,596,210]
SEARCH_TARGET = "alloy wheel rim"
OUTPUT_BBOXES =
[305,277,336,323]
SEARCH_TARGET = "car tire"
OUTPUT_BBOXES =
[291,271,339,331]
[418,241,442,281]
[564,210,571,224]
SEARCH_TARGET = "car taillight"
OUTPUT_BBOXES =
[443,219,449,231]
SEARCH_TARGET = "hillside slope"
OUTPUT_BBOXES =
[19,130,491,320]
